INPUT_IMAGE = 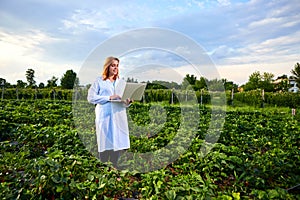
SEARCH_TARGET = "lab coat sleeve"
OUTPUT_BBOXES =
[87,78,110,105]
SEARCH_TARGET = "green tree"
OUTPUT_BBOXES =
[151,80,180,89]
[244,71,261,91]
[1,79,12,88]
[26,68,36,88]
[224,80,238,91]
[47,76,58,88]
[273,75,288,92]
[60,70,77,89]
[16,80,27,88]
[244,71,275,91]
[291,62,300,86]
[0,78,6,87]
[38,82,45,88]
[194,77,207,90]
[181,74,197,89]
[261,72,274,92]
[0,78,12,88]
[207,78,225,91]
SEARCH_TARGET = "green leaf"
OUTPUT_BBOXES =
[51,176,61,183]
[258,190,267,199]
[232,192,240,200]
[165,190,176,200]
[268,189,279,199]
[219,195,233,200]
[56,185,64,193]
[191,187,202,192]
[154,180,163,194]
[99,183,106,189]
[87,173,94,181]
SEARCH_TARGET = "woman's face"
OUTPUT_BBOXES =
[108,59,119,77]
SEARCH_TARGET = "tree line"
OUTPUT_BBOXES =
[177,62,300,93]
[116,62,300,93]
[241,63,300,92]
[1,62,299,92]
[0,69,78,89]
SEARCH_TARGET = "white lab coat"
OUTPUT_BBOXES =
[87,77,130,152]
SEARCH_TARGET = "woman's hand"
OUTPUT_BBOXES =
[109,94,121,100]
[124,98,133,106]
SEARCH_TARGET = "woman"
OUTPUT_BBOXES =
[87,56,131,166]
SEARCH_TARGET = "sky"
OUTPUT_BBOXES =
[0,0,299,86]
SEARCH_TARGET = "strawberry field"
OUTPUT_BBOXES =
[0,99,299,199]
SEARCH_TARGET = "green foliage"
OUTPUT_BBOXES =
[291,62,300,86]
[233,90,300,108]
[146,80,180,89]
[38,82,45,88]
[224,80,238,92]
[244,71,275,92]
[181,75,233,92]
[261,72,275,92]
[273,75,289,92]
[244,71,261,91]
[2,87,300,108]
[0,78,6,87]
[181,74,197,89]
[207,78,225,91]
[16,80,27,88]
[1,86,300,111]
[0,100,299,199]
[194,77,208,90]
[1,88,75,100]
[60,70,77,89]
[47,76,59,88]
[26,68,36,88]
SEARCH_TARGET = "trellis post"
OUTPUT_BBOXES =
[16,88,19,100]
[261,89,265,108]
[185,90,188,101]
[200,89,203,106]
[35,86,38,100]
[1,80,5,100]
[53,89,56,101]
[231,88,234,106]
[171,88,174,104]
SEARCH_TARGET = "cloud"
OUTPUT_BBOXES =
[210,30,300,67]
[1,0,299,86]
[217,61,296,85]
[217,0,231,6]
[0,28,80,84]
[168,0,300,69]
[154,0,300,85]
[209,45,236,59]
[61,9,115,35]
[0,29,64,56]
[121,64,186,83]
[59,3,159,36]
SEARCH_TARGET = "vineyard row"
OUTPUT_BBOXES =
[1,88,300,107]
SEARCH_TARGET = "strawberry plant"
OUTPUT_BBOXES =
[0,99,299,199]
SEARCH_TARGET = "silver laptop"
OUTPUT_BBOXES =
[110,82,147,102]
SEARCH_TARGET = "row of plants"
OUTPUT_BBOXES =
[0,88,209,103]
[0,99,300,199]
[2,87,300,107]
[0,88,73,101]
[233,90,300,108]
